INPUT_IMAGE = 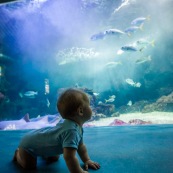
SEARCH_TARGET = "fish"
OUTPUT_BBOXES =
[44,79,50,95]
[98,101,103,105]
[135,55,152,64]
[105,95,116,103]
[124,24,143,36]
[93,92,100,97]
[75,83,80,88]
[136,39,155,47]
[135,82,141,88]
[105,28,125,36]
[121,45,138,52]
[125,78,141,87]
[131,16,150,26]
[46,98,50,107]
[117,49,124,55]
[109,95,116,99]
[120,44,144,53]
[90,32,106,41]
[105,61,122,68]
[127,100,132,106]
[23,91,38,98]
[105,98,115,103]
[125,78,136,86]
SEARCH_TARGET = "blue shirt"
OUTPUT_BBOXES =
[19,119,83,157]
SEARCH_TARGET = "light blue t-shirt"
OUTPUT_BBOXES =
[19,119,83,158]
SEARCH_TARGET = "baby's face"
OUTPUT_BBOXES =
[82,96,92,122]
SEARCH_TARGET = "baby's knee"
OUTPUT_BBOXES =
[17,148,37,170]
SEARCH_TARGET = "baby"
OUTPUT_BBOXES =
[13,88,100,173]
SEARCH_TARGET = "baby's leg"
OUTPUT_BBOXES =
[13,148,37,170]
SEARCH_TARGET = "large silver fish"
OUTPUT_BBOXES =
[19,91,38,98]
[125,78,141,87]
[135,55,152,64]
[124,24,143,36]
[136,39,155,47]
[105,28,125,36]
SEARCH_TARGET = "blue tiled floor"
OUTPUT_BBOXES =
[1,125,173,173]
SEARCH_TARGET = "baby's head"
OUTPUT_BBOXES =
[57,88,90,119]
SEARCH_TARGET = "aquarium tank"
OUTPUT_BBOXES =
[0,0,173,129]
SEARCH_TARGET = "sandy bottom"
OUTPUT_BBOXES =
[88,111,173,126]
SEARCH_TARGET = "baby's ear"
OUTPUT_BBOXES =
[77,106,83,116]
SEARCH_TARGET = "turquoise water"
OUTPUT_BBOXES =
[0,0,173,121]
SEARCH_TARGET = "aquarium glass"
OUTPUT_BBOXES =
[0,0,173,129]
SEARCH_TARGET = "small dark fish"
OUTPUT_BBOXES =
[124,24,143,36]
[121,45,138,52]
[105,29,125,36]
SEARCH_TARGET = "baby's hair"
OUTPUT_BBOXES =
[57,88,89,119]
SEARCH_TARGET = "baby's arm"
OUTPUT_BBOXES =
[63,147,87,173]
[77,143,100,171]
[77,143,90,163]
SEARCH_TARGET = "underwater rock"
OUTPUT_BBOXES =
[89,113,106,121]
[111,112,120,117]
[128,119,152,125]
[118,100,149,114]
[109,118,152,126]
[156,92,173,104]
[109,119,128,126]
[0,114,27,130]
[94,103,115,116]
[142,103,159,113]
[142,92,173,113]
[0,113,63,130]
[156,87,173,97]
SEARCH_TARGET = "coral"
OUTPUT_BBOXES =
[89,113,106,121]
[142,92,173,113]
[118,100,149,114]
[94,103,115,116]
[128,119,152,125]
[111,112,120,117]
[156,92,173,104]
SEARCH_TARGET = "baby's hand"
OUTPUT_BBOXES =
[84,160,100,170]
